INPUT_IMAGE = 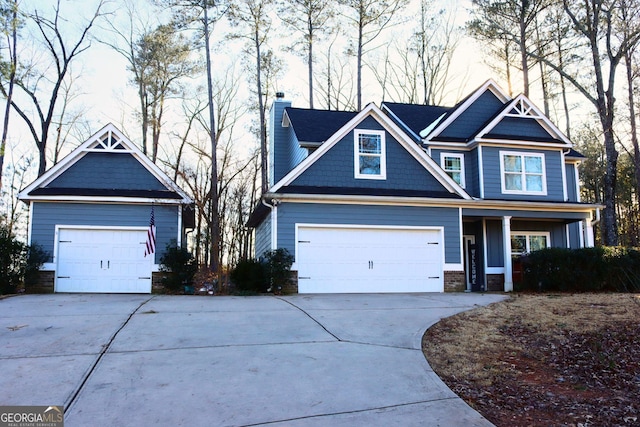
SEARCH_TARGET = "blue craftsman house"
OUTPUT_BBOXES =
[19,123,194,293]
[249,80,600,293]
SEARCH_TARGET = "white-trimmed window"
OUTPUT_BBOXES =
[511,232,550,256]
[440,153,465,187]
[354,130,386,179]
[500,151,546,195]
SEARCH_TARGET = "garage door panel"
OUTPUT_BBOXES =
[56,228,151,293]
[297,226,443,294]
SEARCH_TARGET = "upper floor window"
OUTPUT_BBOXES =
[500,151,546,195]
[354,130,386,179]
[440,153,465,188]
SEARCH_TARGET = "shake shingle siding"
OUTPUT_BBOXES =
[438,91,505,140]
[291,125,449,193]
[46,152,165,190]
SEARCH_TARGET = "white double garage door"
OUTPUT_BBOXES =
[296,225,444,293]
[55,227,152,293]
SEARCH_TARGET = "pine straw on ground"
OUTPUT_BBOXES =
[422,293,640,427]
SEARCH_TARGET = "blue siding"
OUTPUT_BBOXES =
[254,213,272,257]
[482,146,564,201]
[270,99,300,186]
[47,152,166,190]
[467,149,480,197]
[429,148,479,196]
[439,91,505,140]
[31,202,178,264]
[276,202,461,264]
[291,116,449,193]
[565,163,578,202]
[568,222,582,248]
[485,220,504,267]
[490,117,553,139]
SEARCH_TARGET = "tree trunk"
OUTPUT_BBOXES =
[0,1,17,192]
[307,14,314,109]
[625,50,640,208]
[256,28,268,193]
[203,5,220,274]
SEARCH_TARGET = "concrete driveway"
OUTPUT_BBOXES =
[0,293,505,426]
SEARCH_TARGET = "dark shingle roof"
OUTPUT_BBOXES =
[284,108,358,144]
[382,102,450,139]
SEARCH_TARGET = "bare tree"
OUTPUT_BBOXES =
[371,0,460,105]
[467,0,550,97]
[542,0,640,245]
[159,0,228,274]
[228,0,276,193]
[277,0,334,108]
[338,0,408,110]
[0,0,19,191]
[0,0,104,176]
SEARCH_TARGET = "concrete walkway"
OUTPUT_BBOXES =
[0,293,506,426]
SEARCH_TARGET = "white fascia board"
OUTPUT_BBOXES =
[268,192,603,213]
[474,94,572,145]
[380,104,422,141]
[424,79,511,142]
[270,103,471,200]
[18,195,186,205]
[473,138,570,149]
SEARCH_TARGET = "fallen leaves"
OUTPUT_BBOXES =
[423,293,640,427]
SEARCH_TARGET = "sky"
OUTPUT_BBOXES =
[2,0,500,194]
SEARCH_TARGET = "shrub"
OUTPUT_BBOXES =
[519,247,640,292]
[229,249,294,294]
[159,242,197,292]
[263,248,294,293]
[0,226,49,295]
[230,259,267,293]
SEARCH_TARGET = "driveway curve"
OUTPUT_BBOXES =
[0,293,506,426]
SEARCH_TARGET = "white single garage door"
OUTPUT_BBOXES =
[296,225,443,293]
[56,228,152,293]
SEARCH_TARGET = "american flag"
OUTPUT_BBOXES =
[144,205,156,257]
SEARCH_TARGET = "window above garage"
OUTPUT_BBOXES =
[354,129,386,180]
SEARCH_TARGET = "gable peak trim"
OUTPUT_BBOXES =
[18,123,193,204]
[475,94,572,145]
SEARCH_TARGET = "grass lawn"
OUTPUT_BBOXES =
[422,293,640,427]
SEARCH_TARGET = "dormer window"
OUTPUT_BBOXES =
[354,130,386,179]
[440,153,465,188]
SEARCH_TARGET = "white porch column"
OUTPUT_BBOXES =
[584,220,595,248]
[502,216,513,292]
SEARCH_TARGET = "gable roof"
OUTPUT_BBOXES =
[424,79,511,142]
[19,123,193,204]
[474,94,571,146]
[283,108,358,146]
[270,103,471,200]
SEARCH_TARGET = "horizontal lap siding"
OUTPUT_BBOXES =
[254,213,272,257]
[31,202,178,264]
[277,203,461,264]
[482,146,564,201]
